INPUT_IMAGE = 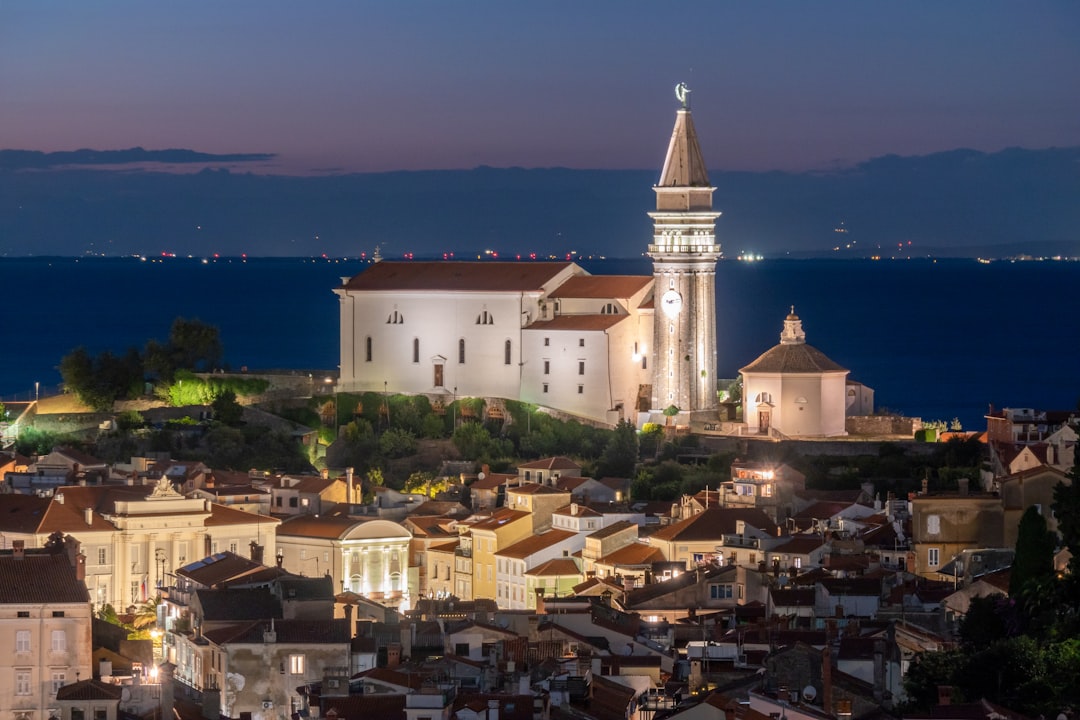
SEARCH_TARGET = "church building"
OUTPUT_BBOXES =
[335,88,720,426]
[335,89,863,433]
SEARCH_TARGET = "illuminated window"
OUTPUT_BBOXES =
[289,654,305,675]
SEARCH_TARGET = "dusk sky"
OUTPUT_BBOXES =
[2,2,1079,174]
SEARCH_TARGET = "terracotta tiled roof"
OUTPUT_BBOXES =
[55,679,124,701]
[553,503,601,518]
[526,314,626,332]
[547,275,651,299]
[496,529,576,559]
[507,483,569,496]
[205,502,277,527]
[177,551,266,587]
[525,557,581,577]
[0,494,51,533]
[587,520,637,540]
[517,456,581,471]
[427,540,459,553]
[50,446,107,467]
[740,343,847,374]
[470,472,518,490]
[600,542,663,566]
[649,507,778,542]
[0,549,90,603]
[771,535,826,555]
[205,618,349,645]
[277,513,361,539]
[469,508,530,531]
[341,261,575,292]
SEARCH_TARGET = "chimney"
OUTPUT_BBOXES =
[84,507,94,526]
[75,553,86,581]
[249,541,264,564]
[822,645,833,716]
[343,604,354,637]
[386,642,401,669]
[263,618,277,644]
[346,467,355,505]
[56,492,65,505]
[488,699,500,720]
[12,540,25,560]
[873,639,885,704]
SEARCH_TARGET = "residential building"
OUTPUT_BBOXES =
[0,537,92,720]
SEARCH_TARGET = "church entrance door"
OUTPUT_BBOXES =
[758,410,771,434]
[434,364,444,388]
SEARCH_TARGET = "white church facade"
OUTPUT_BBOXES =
[336,89,870,433]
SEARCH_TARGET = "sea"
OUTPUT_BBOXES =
[3,255,1078,432]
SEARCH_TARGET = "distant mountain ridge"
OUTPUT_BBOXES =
[1,146,1077,258]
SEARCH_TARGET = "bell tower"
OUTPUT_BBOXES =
[648,84,722,414]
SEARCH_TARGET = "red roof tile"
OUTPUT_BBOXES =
[547,275,651,299]
[341,261,575,292]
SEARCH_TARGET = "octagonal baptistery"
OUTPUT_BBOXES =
[740,310,849,437]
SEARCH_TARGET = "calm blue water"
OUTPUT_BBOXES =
[3,256,1077,431]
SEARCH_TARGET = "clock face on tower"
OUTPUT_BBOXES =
[661,289,683,317]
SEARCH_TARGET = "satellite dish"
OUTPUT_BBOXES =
[477,472,486,481]
[802,685,817,702]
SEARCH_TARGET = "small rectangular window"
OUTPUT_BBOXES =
[289,654,305,675]
[579,338,585,347]
[98,548,107,565]
[577,385,584,394]
[578,361,585,375]
[52,611,65,618]
[17,611,29,618]
[544,337,549,346]
[543,360,550,375]
[542,383,548,393]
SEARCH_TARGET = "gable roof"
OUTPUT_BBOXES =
[649,507,779,542]
[0,548,90,604]
[526,315,626,332]
[496,529,576,559]
[516,456,581,471]
[341,261,575,292]
[526,557,581,576]
[547,275,651,299]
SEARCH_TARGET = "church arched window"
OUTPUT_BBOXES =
[413,338,420,363]
[504,339,512,365]
[458,338,466,364]
[755,392,772,404]
[600,303,618,315]
[365,336,372,362]
[386,310,404,324]
[476,310,494,325]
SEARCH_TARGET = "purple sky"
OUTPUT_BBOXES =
[2,2,1079,174]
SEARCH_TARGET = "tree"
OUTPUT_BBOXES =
[168,317,222,371]
[378,428,417,458]
[1010,505,1057,598]
[211,388,244,426]
[595,419,638,478]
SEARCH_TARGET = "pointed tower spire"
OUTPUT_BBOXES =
[648,84,723,416]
